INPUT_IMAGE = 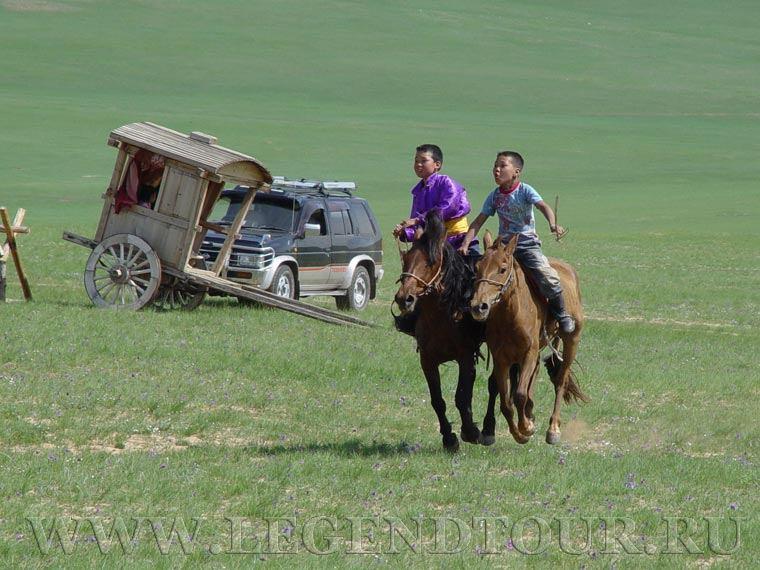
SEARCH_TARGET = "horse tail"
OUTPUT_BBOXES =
[543,353,590,404]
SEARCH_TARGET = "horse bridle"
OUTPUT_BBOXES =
[397,261,443,297]
[474,263,515,306]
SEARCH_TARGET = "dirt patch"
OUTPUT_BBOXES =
[1,0,77,12]
[561,418,590,444]
[23,416,52,427]
[586,313,747,332]
[89,433,190,454]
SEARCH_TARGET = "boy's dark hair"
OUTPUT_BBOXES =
[497,150,524,170]
[416,144,443,164]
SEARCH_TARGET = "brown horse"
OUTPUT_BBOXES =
[470,233,588,445]
[394,211,485,451]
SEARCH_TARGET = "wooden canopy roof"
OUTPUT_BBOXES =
[109,122,273,185]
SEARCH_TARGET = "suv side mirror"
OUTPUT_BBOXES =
[303,222,322,238]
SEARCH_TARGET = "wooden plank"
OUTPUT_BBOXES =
[175,266,372,328]
[62,231,97,249]
[129,204,190,230]
[190,180,225,258]
[0,257,5,302]
[96,146,129,242]
[156,165,181,216]
[211,186,255,275]
[174,169,200,221]
[0,207,31,301]
[198,221,229,235]
[177,177,207,270]
[238,284,373,327]
[1,209,26,259]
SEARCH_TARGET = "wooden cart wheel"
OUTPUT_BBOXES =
[84,234,161,310]
[151,276,207,311]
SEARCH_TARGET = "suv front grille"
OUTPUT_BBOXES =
[200,241,275,270]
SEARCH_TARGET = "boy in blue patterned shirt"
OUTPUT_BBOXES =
[459,151,575,333]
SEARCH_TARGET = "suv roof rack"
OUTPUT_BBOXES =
[271,176,356,196]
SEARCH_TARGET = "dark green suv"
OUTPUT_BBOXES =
[200,178,383,310]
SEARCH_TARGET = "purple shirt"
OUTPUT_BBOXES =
[401,172,472,245]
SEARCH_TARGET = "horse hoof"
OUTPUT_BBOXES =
[545,430,561,445]
[443,434,460,452]
[521,421,536,436]
[478,433,496,446]
[460,427,481,445]
[511,431,531,445]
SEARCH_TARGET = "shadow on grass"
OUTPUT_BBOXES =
[245,438,442,457]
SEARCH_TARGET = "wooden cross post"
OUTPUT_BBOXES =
[0,207,32,301]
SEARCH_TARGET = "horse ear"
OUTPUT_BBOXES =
[505,233,519,256]
[396,237,405,260]
[483,230,493,249]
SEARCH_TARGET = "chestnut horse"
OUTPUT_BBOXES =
[394,211,485,451]
[471,233,588,445]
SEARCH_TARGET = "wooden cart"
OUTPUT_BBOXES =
[63,122,369,327]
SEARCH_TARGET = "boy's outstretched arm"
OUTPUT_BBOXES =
[458,213,488,254]
[535,200,565,236]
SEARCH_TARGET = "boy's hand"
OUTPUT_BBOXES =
[393,218,416,237]
[550,224,568,240]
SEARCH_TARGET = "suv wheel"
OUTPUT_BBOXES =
[336,266,370,311]
[270,265,296,299]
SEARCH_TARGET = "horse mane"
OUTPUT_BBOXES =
[417,209,446,267]
[421,210,476,319]
[440,242,476,317]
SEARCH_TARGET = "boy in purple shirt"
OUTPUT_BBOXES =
[393,144,475,252]
[460,151,575,333]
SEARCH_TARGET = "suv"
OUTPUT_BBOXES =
[200,177,384,310]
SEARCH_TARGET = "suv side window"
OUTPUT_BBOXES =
[341,210,353,235]
[307,209,327,236]
[350,203,375,236]
[329,210,347,235]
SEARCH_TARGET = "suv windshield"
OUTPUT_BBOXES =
[212,193,297,232]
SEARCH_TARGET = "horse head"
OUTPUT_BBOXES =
[394,210,446,314]
[470,233,518,321]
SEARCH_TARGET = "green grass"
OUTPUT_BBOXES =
[1,0,758,567]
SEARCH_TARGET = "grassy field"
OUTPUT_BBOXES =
[1,0,758,567]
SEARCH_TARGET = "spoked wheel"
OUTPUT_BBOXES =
[151,276,207,311]
[84,234,161,310]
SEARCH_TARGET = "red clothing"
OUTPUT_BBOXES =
[114,150,165,213]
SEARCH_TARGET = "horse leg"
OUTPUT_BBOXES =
[497,360,530,444]
[514,350,540,437]
[546,336,579,445]
[455,357,481,444]
[479,372,498,446]
[524,356,542,425]
[421,354,458,451]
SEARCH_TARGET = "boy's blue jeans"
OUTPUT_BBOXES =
[513,238,563,300]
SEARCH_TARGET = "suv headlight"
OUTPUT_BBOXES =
[236,253,267,268]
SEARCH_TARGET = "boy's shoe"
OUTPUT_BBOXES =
[557,314,576,334]
[548,295,576,334]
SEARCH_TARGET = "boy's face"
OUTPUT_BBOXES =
[414,151,441,180]
[493,156,521,188]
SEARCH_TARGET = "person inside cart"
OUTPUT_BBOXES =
[115,150,165,213]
